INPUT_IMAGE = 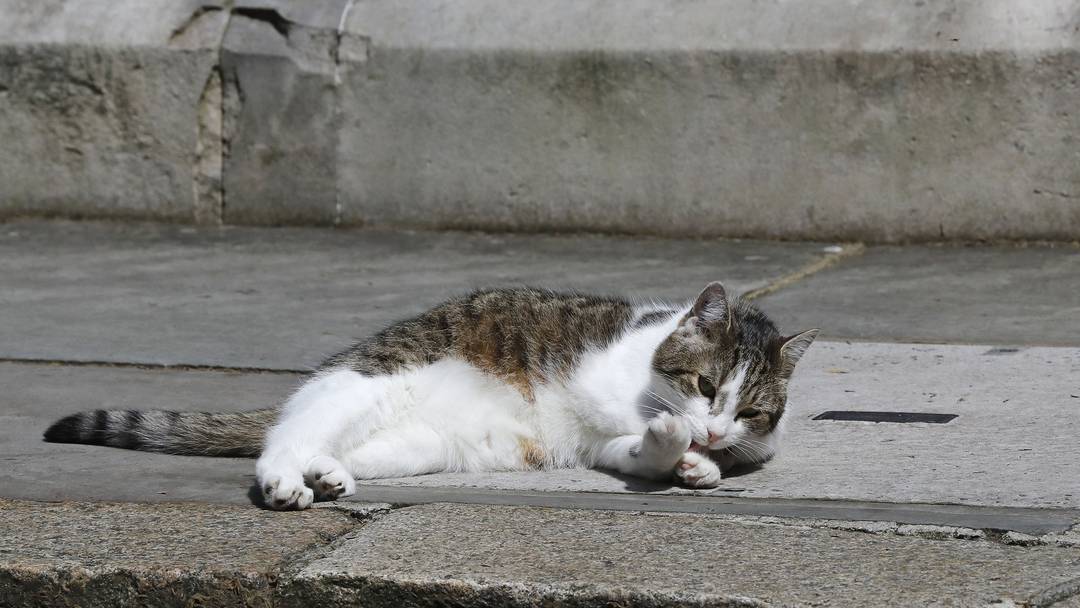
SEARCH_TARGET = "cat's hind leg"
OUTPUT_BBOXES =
[303,454,357,501]
[340,425,450,479]
[257,368,392,509]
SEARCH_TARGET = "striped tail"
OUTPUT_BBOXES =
[42,408,278,457]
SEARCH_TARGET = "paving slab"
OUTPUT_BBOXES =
[5,499,1077,607]
[287,503,1080,608]
[0,363,299,504]
[0,220,825,371]
[755,243,1080,347]
[348,341,1080,510]
[0,498,357,608]
[7,340,1079,516]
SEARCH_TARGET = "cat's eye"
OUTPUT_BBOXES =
[697,375,716,400]
[736,408,761,420]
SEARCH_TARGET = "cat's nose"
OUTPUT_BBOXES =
[708,431,724,443]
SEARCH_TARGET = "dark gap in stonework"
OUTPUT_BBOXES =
[813,411,958,424]
[984,347,1021,355]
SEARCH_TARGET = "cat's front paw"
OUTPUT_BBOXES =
[675,451,722,488]
[261,471,315,510]
[303,455,356,501]
[640,412,692,471]
[645,412,692,450]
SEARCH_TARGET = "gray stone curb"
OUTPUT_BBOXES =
[4,499,1079,608]
[2,0,1079,241]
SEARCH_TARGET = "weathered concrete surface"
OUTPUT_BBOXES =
[5,499,1077,607]
[0,363,298,504]
[331,0,1080,242]
[8,342,1080,512]
[219,1,349,224]
[287,503,1080,608]
[0,498,357,608]
[756,243,1080,346]
[0,220,825,370]
[4,1,1080,241]
[0,0,228,221]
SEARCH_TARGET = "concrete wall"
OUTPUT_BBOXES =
[1,0,1078,241]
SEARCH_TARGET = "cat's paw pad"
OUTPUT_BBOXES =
[304,456,356,502]
[676,451,722,488]
[645,412,692,451]
[261,472,315,510]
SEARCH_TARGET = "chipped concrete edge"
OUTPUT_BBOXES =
[698,513,1080,550]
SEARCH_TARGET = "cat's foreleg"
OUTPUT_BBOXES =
[595,412,691,480]
[256,369,388,509]
[340,425,449,479]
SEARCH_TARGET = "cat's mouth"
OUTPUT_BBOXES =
[687,442,711,454]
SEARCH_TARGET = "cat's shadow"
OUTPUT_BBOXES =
[247,482,270,508]
[598,469,678,492]
[245,463,766,508]
[598,461,764,492]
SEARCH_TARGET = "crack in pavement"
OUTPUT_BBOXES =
[0,357,307,375]
[743,242,866,301]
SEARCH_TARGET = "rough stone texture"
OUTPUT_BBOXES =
[287,503,1080,608]
[756,243,1080,346]
[0,498,357,608]
[0,220,824,370]
[219,3,348,225]
[4,1,1080,240]
[5,499,1077,607]
[331,0,1080,241]
[0,0,228,221]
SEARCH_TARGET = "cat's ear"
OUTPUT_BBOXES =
[684,281,732,334]
[778,329,819,377]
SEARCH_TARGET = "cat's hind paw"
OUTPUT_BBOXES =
[304,455,357,502]
[261,472,315,510]
[676,451,722,488]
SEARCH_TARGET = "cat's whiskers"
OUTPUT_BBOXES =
[644,389,688,416]
[732,439,771,462]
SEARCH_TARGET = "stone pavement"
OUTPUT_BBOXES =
[2,219,1079,606]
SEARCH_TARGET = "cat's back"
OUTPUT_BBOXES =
[324,288,638,393]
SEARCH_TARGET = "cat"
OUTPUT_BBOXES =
[44,282,817,510]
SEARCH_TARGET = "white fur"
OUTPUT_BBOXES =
[256,305,779,509]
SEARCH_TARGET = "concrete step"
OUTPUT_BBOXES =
[7,341,1080,516]
[0,220,826,370]
[2,221,1077,373]
[3,499,1078,607]
[2,1,1079,241]
[3,219,1079,603]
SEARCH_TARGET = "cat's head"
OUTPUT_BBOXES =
[649,282,817,472]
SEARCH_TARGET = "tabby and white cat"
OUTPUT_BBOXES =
[45,282,816,510]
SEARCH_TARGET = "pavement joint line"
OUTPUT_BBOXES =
[743,242,866,301]
[352,484,1080,537]
[0,357,308,375]
[279,503,394,579]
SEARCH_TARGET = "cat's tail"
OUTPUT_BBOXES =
[42,408,278,457]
